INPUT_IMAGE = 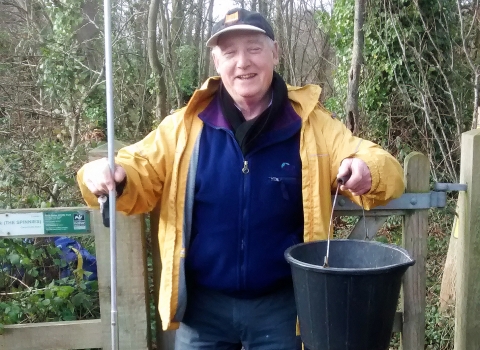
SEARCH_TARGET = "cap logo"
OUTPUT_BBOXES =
[225,12,239,24]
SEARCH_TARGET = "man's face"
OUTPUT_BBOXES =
[213,31,279,106]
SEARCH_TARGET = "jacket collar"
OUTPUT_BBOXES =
[184,76,322,122]
[286,84,323,121]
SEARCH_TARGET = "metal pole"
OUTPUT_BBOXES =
[103,0,119,349]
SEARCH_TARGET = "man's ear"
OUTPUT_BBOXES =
[212,49,220,72]
[272,41,280,65]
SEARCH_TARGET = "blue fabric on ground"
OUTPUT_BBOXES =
[54,237,97,281]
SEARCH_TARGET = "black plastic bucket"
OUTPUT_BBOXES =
[285,239,415,350]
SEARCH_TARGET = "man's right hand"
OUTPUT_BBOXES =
[82,157,126,195]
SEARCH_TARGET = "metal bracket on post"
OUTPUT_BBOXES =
[334,182,467,212]
[434,183,468,192]
[334,192,447,211]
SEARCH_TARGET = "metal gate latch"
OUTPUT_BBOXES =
[334,182,467,211]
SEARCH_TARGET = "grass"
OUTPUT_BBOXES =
[423,209,455,350]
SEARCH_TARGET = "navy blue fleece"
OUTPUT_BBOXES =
[185,96,304,297]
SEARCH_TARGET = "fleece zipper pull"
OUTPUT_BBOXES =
[242,160,249,174]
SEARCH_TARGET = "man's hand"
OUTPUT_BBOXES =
[82,157,126,195]
[337,158,372,196]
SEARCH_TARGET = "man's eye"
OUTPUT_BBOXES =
[249,47,261,53]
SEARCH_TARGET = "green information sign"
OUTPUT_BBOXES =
[43,211,91,234]
[0,211,91,237]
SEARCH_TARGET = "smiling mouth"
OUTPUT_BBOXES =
[236,73,256,80]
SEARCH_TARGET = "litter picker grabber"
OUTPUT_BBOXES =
[101,0,119,348]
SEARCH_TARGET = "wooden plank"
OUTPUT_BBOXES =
[454,129,480,350]
[401,152,429,350]
[0,319,103,350]
[348,216,387,240]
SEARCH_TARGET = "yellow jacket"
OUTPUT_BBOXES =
[77,77,405,330]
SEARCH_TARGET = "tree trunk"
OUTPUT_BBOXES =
[201,0,214,82]
[158,0,173,112]
[192,0,203,88]
[472,74,480,130]
[478,106,480,128]
[258,0,268,17]
[275,0,285,78]
[184,2,195,46]
[169,0,185,107]
[286,0,294,83]
[66,109,80,149]
[345,0,365,134]
[148,0,167,121]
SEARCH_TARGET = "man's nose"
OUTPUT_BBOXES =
[236,50,251,69]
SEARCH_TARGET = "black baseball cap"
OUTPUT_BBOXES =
[206,8,275,47]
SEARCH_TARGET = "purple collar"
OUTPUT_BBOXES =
[198,93,302,131]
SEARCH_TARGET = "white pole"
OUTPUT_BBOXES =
[103,0,119,349]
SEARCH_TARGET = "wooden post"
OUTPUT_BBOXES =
[454,129,480,350]
[89,142,151,350]
[401,152,429,350]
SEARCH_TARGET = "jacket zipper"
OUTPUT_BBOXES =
[240,157,249,290]
[221,128,253,291]
[220,128,250,291]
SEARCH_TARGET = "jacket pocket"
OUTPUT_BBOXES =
[269,176,300,201]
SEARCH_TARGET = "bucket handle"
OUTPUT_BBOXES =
[323,176,369,268]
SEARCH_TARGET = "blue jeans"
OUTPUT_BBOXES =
[174,285,299,350]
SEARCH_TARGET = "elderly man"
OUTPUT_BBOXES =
[77,8,404,350]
